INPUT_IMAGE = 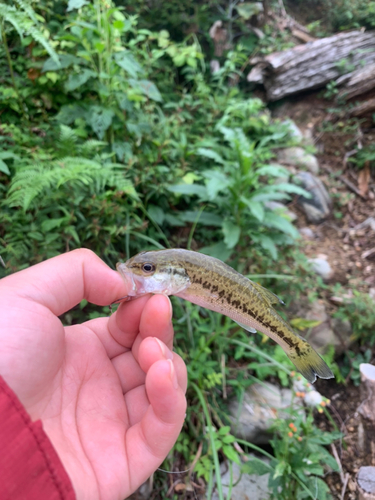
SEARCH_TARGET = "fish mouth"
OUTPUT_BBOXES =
[116,263,138,295]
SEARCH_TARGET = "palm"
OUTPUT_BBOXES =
[0,250,187,500]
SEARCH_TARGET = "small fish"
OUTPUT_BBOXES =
[116,249,334,384]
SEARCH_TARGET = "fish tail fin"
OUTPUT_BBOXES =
[287,342,334,384]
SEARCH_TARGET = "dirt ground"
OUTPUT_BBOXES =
[273,92,375,499]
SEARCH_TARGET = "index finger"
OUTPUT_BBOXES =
[0,249,129,316]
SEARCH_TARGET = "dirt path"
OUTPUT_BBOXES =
[273,92,375,499]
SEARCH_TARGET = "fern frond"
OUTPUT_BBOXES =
[0,1,59,64]
[5,157,138,210]
[13,0,38,24]
[26,24,59,63]
[0,4,24,38]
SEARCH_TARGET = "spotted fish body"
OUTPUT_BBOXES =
[116,249,334,384]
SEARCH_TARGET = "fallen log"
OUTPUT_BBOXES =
[337,62,375,100]
[247,30,375,101]
[348,98,375,117]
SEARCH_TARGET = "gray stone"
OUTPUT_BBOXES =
[229,382,294,444]
[277,146,320,175]
[212,459,271,500]
[299,227,315,240]
[282,119,304,143]
[294,172,331,222]
[289,299,352,355]
[308,257,333,281]
[264,201,297,221]
[358,466,375,495]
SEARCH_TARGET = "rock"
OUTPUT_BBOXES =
[264,201,297,221]
[228,382,294,444]
[212,459,271,500]
[357,466,375,500]
[289,299,352,355]
[282,119,304,143]
[308,257,333,281]
[277,146,320,175]
[299,227,315,240]
[294,172,331,222]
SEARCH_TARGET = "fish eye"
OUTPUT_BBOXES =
[142,263,155,273]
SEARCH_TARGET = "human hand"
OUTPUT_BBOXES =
[0,249,187,500]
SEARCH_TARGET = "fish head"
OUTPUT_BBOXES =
[116,250,190,297]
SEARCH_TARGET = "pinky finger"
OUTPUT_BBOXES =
[125,360,187,490]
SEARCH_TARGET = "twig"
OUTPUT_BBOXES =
[331,444,350,500]
[188,442,203,480]
[321,163,368,200]
[331,443,344,483]
[341,473,350,500]
[343,149,357,170]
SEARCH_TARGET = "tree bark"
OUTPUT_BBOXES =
[337,63,375,100]
[247,31,375,101]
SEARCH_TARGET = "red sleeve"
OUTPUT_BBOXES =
[0,376,76,500]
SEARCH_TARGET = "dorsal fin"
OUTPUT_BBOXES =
[249,280,285,307]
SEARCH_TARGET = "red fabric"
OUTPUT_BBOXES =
[0,376,76,500]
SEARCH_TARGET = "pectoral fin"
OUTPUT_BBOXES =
[234,320,257,334]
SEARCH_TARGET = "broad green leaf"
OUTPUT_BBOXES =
[42,54,81,72]
[203,170,230,200]
[87,106,114,139]
[241,196,264,221]
[164,213,184,226]
[0,159,10,175]
[276,182,311,197]
[0,151,19,160]
[55,104,87,125]
[167,184,207,198]
[67,0,89,11]
[114,51,143,78]
[148,205,165,225]
[236,2,263,20]
[65,226,80,244]
[254,234,278,260]
[263,212,299,238]
[128,79,162,102]
[242,459,272,476]
[222,221,241,249]
[113,141,132,162]
[199,242,232,262]
[41,217,67,232]
[222,445,241,465]
[257,164,289,177]
[65,69,96,92]
[251,191,289,203]
[113,20,125,30]
[197,148,225,164]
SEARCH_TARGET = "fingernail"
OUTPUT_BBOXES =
[167,297,173,321]
[168,359,179,390]
[154,337,173,360]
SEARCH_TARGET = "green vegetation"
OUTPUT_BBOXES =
[1,0,374,498]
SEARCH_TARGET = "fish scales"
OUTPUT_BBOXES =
[116,249,334,384]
